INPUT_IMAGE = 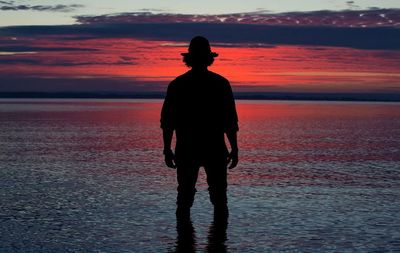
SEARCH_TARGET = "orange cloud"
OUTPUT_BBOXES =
[1,36,400,93]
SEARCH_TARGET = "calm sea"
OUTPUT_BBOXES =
[1,99,399,252]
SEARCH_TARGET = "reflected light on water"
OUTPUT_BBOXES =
[0,99,400,252]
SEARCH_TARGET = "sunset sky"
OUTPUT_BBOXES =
[0,1,399,94]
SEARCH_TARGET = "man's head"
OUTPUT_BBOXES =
[181,36,218,68]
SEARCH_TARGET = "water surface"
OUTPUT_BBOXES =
[1,99,400,252]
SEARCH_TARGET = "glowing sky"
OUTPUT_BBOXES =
[0,1,399,94]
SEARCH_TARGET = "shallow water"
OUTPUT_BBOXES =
[1,99,400,252]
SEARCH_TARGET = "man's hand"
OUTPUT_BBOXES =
[226,149,238,169]
[164,149,176,168]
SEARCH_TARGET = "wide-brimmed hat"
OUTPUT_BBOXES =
[181,36,218,57]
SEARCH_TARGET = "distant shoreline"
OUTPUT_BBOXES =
[1,92,400,102]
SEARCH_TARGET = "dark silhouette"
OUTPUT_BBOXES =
[172,212,228,253]
[206,212,229,253]
[161,36,239,219]
[173,217,196,253]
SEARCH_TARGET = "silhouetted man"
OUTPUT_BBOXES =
[161,36,239,218]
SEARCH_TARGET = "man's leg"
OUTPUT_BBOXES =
[176,162,200,217]
[204,161,228,216]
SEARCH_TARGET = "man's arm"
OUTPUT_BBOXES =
[223,79,239,169]
[226,131,238,152]
[163,128,176,168]
[226,130,238,169]
[161,81,176,168]
[163,128,173,152]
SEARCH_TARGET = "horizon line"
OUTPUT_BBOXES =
[1,91,400,102]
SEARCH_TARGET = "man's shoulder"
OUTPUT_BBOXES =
[168,70,230,88]
[169,71,191,87]
[208,70,229,84]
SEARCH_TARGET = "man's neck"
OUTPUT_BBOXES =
[191,66,208,72]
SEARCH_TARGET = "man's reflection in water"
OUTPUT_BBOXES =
[173,212,228,253]
[174,216,196,253]
[206,212,228,253]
